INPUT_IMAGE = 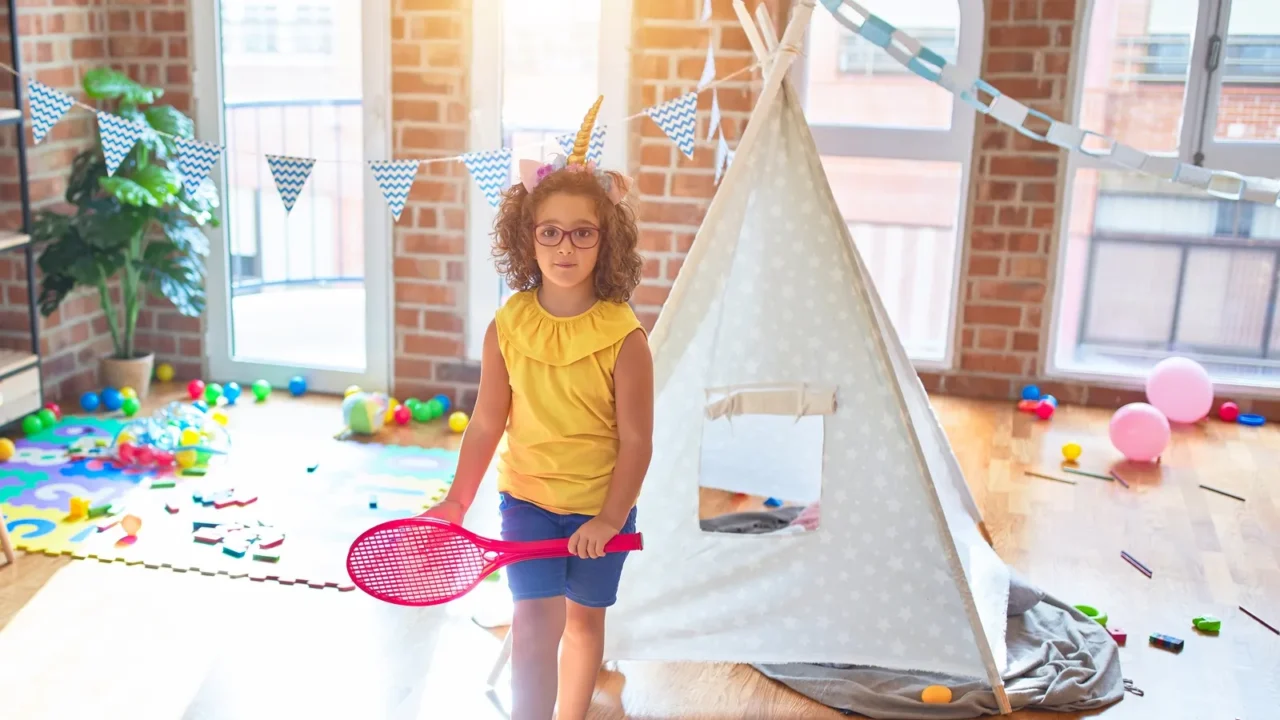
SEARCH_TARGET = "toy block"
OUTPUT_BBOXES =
[1193,615,1222,633]
[763,497,783,508]
[1149,633,1184,653]
[1107,627,1127,646]
[68,496,90,519]
[369,494,378,509]
[258,534,284,549]
[193,528,224,544]
[96,519,119,532]
[235,494,258,507]
[87,503,112,518]
[181,467,208,477]
[222,543,248,558]
[252,550,280,563]
[214,497,239,509]
[165,503,181,514]
[150,479,177,489]
[192,520,220,530]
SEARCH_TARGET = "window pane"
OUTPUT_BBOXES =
[804,0,958,129]
[819,158,961,360]
[1213,0,1280,141]
[1082,0,1200,153]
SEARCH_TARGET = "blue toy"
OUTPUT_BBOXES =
[193,400,209,412]
[80,391,101,412]
[1021,384,1041,401]
[223,381,242,405]
[432,393,452,414]
[764,497,783,508]
[289,375,307,396]
[101,387,123,412]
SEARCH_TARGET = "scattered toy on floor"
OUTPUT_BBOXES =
[1217,401,1239,422]
[920,685,952,704]
[1020,385,1040,401]
[763,497,782,508]
[1199,484,1245,502]
[68,496,90,520]
[0,437,15,462]
[187,379,206,401]
[223,381,242,404]
[1035,395,1057,420]
[204,383,223,405]
[1061,442,1082,461]
[1192,615,1221,633]
[1025,470,1075,485]
[369,494,378,509]
[252,379,272,401]
[342,391,390,436]
[1074,604,1108,627]
[449,411,470,433]
[80,391,101,412]
[120,514,143,537]
[1109,402,1169,463]
[345,384,362,397]
[1107,627,1127,646]
[101,387,124,412]
[155,362,175,382]
[1237,413,1265,427]
[1148,633,1184,653]
[289,375,308,396]
[1120,551,1152,578]
[1238,606,1279,635]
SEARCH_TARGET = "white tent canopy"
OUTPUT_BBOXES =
[601,0,1011,711]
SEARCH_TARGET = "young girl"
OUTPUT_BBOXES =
[426,97,653,720]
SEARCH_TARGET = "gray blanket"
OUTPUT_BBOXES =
[700,510,1127,719]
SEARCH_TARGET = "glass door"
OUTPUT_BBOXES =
[193,0,390,394]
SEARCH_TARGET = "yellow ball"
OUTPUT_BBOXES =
[175,450,197,469]
[117,431,135,445]
[1062,442,1083,461]
[0,437,15,461]
[448,411,470,433]
[120,386,137,400]
[155,363,175,382]
[921,685,952,704]
[180,428,202,447]
[211,410,229,426]
[344,385,362,398]
[385,398,400,424]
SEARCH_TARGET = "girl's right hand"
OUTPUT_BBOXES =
[422,498,466,525]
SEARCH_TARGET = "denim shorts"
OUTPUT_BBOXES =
[498,492,638,608]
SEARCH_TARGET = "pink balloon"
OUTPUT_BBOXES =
[1145,356,1213,423]
[1109,402,1170,462]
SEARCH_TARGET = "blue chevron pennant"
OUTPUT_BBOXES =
[265,154,316,213]
[645,92,698,159]
[26,79,73,144]
[175,137,223,197]
[555,126,606,164]
[368,159,420,222]
[96,112,145,176]
[461,148,512,208]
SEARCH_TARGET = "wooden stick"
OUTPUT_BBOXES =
[1062,467,1113,481]
[1121,551,1153,576]
[1199,484,1246,502]
[1109,470,1130,488]
[1239,606,1280,635]
[1024,470,1076,485]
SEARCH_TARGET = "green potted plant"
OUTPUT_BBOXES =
[31,68,217,398]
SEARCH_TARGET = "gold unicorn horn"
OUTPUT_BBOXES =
[567,95,604,166]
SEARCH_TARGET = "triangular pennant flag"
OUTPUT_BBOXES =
[175,137,223,198]
[27,79,73,144]
[368,159,420,222]
[644,92,698,159]
[556,126,607,164]
[461,148,513,209]
[265,154,316,213]
[699,40,716,90]
[715,132,731,185]
[701,0,713,22]
[97,112,145,176]
[707,89,722,142]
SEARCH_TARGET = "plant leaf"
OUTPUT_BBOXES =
[144,106,194,139]
[83,67,163,106]
[132,164,181,204]
[141,242,206,316]
[65,151,108,206]
[161,219,211,257]
[100,176,160,207]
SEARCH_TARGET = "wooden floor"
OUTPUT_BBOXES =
[1,386,1278,719]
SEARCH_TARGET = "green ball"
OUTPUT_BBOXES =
[204,383,223,403]
[251,379,272,401]
[411,403,431,423]
[36,408,58,429]
[424,398,444,420]
[404,397,421,410]
[21,413,44,436]
[121,397,141,417]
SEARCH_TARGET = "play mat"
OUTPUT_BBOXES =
[1,416,458,590]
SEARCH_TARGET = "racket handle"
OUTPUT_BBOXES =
[518,532,644,557]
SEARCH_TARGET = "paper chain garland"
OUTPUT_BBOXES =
[820,0,1280,206]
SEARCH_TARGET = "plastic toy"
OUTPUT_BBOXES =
[1238,413,1265,426]
[155,362,175,382]
[433,393,452,413]
[0,437,14,461]
[920,685,952,704]
[211,409,229,426]
[192,400,209,412]
[80,391,100,411]
[120,386,137,400]
[1074,604,1108,627]
[68,497,90,519]
[342,392,390,435]
[1107,627,1127,646]
[204,383,223,404]
[21,414,43,436]
[411,402,431,423]
[1145,356,1213,424]
[393,405,411,425]
[1020,385,1040,401]
[289,376,307,396]
[1217,401,1239,421]
[36,407,57,428]
[43,402,62,421]
[384,398,400,424]
[252,379,272,401]
[223,381,242,404]
[1109,403,1169,462]
[449,411,470,433]
[101,387,123,412]
[1148,633,1183,653]
[344,384,362,398]
[404,397,421,410]
[187,379,205,401]
[120,514,142,537]
[1035,395,1057,420]
[121,397,141,417]
[1192,615,1221,633]
[763,497,783,508]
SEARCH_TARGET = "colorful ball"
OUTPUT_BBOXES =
[187,379,206,401]
[342,392,388,435]
[252,379,272,401]
[921,685,953,704]
[411,402,431,423]
[448,411,469,433]
[212,409,229,426]
[289,376,307,396]
[385,398,400,424]
[0,437,15,462]
[21,414,43,436]
[1020,385,1040,401]
[393,404,412,425]
[1145,356,1213,424]
[155,362,175,382]
[43,402,62,421]
[36,408,58,429]
[204,383,223,404]
[192,400,209,413]
[120,386,138,400]
[175,449,197,469]
[80,392,100,412]
[432,394,452,414]
[424,398,444,420]
[344,385,362,398]
[404,397,421,410]
[101,387,123,412]
[1109,402,1170,463]
[1061,442,1082,461]
[121,397,140,417]
[224,382,242,405]
[180,428,202,447]
[1035,395,1057,420]
[1218,401,1239,422]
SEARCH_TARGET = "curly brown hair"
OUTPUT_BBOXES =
[491,168,643,303]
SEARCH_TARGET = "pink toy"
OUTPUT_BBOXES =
[1145,357,1213,423]
[1218,401,1239,422]
[187,379,206,401]
[1109,402,1170,462]
[1035,395,1058,420]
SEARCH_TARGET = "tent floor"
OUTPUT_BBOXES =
[2,388,1276,719]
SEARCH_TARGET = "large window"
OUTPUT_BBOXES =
[797,0,981,365]
[221,0,336,62]
[466,0,631,359]
[1052,0,1280,389]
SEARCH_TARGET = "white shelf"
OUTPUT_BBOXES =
[0,349,38,378]
[0,231,30,251]
[0,108,20,124]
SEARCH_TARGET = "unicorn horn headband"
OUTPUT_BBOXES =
[518,95,634,204]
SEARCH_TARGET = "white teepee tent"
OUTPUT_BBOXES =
[600,0,1012,711]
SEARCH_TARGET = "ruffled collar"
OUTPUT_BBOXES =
[496,290,641,367]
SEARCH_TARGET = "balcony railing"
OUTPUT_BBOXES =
[223,98,364,296]
[1114,34,1280,84]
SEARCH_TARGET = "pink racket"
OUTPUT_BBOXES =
[346,517,644,606]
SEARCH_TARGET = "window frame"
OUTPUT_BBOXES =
[465,0,633,361]
[1049,0,1280,394]
[790,0,985,370]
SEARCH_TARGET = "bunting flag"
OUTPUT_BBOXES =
[645,92,699,159]
[26,79,72,144]
[715,132,732,185]
[708,89,722,142]
[699,40,717,90]
[461,148,513,208]
[556,126,606,164]
[701,0,713,22]
[368,159,420,221]
[175,137,223,198]
[265,154,316,213]
[97,112,145,176]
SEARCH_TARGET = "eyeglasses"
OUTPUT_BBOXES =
[534,223,600,249]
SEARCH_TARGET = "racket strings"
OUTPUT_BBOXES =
[348,523,489,604]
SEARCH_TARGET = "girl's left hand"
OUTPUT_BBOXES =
[567,517,621,559]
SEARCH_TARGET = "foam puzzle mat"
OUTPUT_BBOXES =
[1,417,459,591]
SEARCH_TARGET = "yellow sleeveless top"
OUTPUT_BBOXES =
[495,290,643,516]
